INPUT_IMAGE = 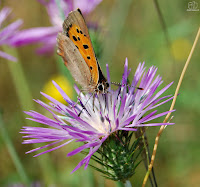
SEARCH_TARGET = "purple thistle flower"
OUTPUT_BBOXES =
[0,7,23,62]
[21,58,175,173]
[10,0,102,54]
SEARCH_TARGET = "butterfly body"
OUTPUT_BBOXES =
[57,9,109,93]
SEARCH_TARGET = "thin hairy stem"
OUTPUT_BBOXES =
[153,0,172,51]
[142,27,200,186]
[135,127,157,187]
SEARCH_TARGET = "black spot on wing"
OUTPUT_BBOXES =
[83,44,89,49]
[75,45,79,49]
[80,30,83,34]
[87,56,91,59]
[90,66,93,70]
[76,28,79,33]
[73,36,77,41]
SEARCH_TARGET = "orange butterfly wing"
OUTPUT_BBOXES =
[63,9,99,87]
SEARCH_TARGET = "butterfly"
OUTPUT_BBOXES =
[57,8,109,94]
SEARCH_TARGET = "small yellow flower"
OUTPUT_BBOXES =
[42,75,74,104]
[171,38,192,61]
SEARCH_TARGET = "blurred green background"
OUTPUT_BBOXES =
[0,0,200,186]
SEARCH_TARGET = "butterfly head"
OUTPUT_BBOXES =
[96,81,109,93]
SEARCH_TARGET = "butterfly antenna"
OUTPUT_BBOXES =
[110,82,144,90]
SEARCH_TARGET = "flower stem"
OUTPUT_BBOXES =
[153,0,175,64]
[101,0,133,69]
[3,46,56,185]
[0,112,30,186]
[55,0,65,20]
[124,180,132,187]
[142,26,200,186]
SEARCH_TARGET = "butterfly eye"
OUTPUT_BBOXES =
[98,84,103,91]
[106,82,109,88]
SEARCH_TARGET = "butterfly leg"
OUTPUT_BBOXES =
[92,93,95,112]
[78,92,94,116]
[72,89,85,115]
[96,93,107,123]
[73,90,82,108]
[97,93,103,113]
[103,93,107,113]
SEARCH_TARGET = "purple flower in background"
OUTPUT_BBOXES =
[10,0,102,54]
[0,7,23,62]
[21,59,175,172]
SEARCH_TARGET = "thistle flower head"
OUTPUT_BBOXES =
[0,7,23,62]
[10,0,102,54]
[21,58,174,174]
